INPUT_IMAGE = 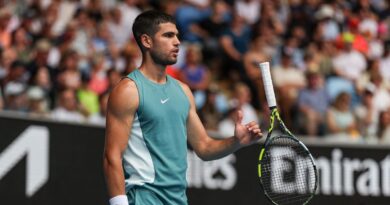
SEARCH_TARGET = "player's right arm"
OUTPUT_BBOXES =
[103,78,138,202]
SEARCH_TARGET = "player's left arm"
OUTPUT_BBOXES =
[179,82,263,161]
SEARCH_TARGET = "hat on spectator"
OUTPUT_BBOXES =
[364,82,376,94]
[27,86,45,100]
[4,82,26,96]
[342,32,355,43]
[315,5,334,20]
[348,17,360,30]
[35,39,51,52]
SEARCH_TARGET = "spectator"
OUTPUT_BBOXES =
[316,41,337,78]
[120,40,142,73]
[70,9,94,63]
[218,107,238,138]
[57,50,81,90]
[219,12,251,81]
[250,23,279,59]
[106,68,122,93]
[107,8,129,49]
[91,22,113,54]
[370,72,390,115]
[40,2,59,39]
[158,0,181,16]
[27,38,60,74]
[85,0,105,23]
[0,9,12,49]
[88,91,109,126]
[175,0,210,42]
[191,0,230,63]
[0,47,17,82]
[3,81,28,112]
[377,109,390,143]
[326,92,359,138]
[198,85,225,131]
[88,53,109,95]
[29,66,52,96]
[231,82,259,125]
[106,46,127,75]
[297,70,330,136]
[332,32,367,82]
[117,0,141,40]
[51,0,79,37]
[314,4,340,41]
[257,0,285,36]
[358,9,384,60]
[77,74,99,116]
[354,84,377,141]
[3,61,28,85]
[356,58,384,93]
[272,50,306,128]
[234,0,261,25]
[27,86,49,118]
[278,36,305,70]
[11,27,33,63]
[379,44,390,82]
[242,36,268,108]
[341,17,369,55]
[51,88,85,123]
[179,43,210,91]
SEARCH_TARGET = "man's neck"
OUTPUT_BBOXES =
[138,61,167,84]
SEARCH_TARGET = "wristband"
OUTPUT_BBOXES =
[109,195,128,205]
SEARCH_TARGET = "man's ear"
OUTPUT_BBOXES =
[140,34,152,49]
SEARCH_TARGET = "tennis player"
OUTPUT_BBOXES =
[103,10,263,205]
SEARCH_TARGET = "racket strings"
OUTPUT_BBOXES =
[260,136,317,205]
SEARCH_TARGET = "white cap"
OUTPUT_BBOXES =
[27,86,45,100]
[4,82,26,96]
[315,5,334,20]
[364,82,376,94]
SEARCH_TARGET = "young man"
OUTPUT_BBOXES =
[103,10,262,205]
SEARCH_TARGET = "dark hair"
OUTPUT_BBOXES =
[132,10,176,52]
[10,60,26,70]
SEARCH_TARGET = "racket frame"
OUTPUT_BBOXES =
[257,61,318,204]
[258,108,318,205]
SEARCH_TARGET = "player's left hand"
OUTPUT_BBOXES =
[234,109,263,146]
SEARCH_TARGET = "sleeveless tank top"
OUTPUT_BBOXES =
[123,69,190,204]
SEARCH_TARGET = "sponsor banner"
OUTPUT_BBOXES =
[187,146,390,205]
[0,116,108,205]
[0,115,389,205]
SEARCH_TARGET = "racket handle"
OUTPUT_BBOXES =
[258,62,277,108]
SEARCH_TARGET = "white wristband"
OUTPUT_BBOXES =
[109,195,128,205]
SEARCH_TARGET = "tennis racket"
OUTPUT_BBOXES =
[257,62,318,205]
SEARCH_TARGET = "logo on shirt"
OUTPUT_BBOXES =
[160,98,169,104]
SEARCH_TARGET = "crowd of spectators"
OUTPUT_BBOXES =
[0,0,389,143]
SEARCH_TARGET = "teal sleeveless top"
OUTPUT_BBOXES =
[123,69,190,205]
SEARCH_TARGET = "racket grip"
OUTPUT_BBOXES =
[258,62,277,108]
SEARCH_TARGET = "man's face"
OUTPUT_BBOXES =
[61,90,77,111]
[308,74,320,88]
[149,22,180,66]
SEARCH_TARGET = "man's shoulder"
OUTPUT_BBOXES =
[110,78,139,101]
[108,78,139,115]
[115,78,138,91]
